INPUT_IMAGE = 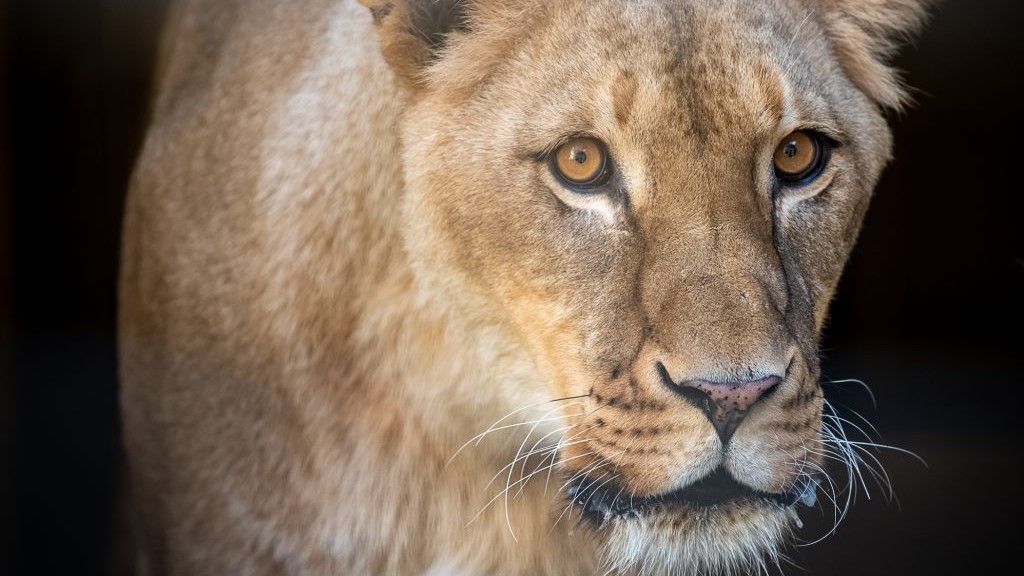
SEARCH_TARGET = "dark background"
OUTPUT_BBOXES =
[4,0,1022,574]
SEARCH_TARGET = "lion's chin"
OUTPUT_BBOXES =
[568,470,820,575]
[591,501,797,576]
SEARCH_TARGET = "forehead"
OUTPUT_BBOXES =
[452,0,840,147]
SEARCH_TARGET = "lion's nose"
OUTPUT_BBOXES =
[657,364,781,443]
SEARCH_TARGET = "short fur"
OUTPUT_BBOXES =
[119,0,928,574]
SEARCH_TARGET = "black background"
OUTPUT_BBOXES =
[4,1,1022,575]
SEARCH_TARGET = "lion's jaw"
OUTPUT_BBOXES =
[378,0,924,573]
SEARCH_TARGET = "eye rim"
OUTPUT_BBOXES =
[548,136,613,190]
[772,130,832,186]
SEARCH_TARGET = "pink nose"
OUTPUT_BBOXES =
[662,369,781,442]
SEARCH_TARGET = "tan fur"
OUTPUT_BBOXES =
[120,0,928,574]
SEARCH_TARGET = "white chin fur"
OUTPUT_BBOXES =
[597,503,793,576]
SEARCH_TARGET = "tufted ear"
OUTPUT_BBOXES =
[359,0,471,88]
[821,0,935,109]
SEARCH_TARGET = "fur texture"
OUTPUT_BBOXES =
[119,0,928,574]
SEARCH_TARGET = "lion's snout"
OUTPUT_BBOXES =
[569,341,820,501]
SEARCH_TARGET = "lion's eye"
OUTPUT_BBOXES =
[552,137,610,188]
[773,131,826,184]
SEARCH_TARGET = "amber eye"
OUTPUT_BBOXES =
[773,131,826,184]
[552,137,610,188]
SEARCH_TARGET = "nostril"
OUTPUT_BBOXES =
[658,362,713,418]
[674,386,714,420]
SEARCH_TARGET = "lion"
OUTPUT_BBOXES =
[118,0,930,574]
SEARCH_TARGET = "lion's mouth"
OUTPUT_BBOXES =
[567,468,821,525]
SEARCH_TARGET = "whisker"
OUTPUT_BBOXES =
[541,423,602,496]
[446,400,583,466]
[551,452,601,530]
[822,377,878,408]
[578,472,620,523]
[471,450,596,528]
[784,387,927,549]
[511,425,575,499]
[480,436,566,492]
[502,402,581,542]
[484,436,590,490]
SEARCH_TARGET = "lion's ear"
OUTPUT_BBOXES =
[821,0,934,109]
[359,0,471,88]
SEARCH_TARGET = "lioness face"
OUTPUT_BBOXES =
[391,0,904,571]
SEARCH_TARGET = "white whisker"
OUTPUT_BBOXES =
[823,378,878,408]
[446,399,584,466]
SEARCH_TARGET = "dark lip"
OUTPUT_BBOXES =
[567,468,821,525]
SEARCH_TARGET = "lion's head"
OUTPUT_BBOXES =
[362,0,928,572]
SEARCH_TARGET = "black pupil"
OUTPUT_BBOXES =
[573,150,588,164]
[783,141,798,158]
